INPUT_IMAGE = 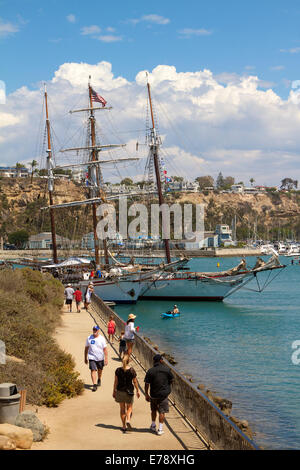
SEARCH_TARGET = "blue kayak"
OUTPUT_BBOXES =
[161,312,180,318]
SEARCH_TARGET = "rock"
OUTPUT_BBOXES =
[212,396,232,415]
[162,354,177,365]
[197,384,206,391]
[0,435,16,450]
[0,423,33,449]
[15,410,46,442]
[230,416,253,439]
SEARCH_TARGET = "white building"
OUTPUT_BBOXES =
[0,166,29,178]
[28,232,71,249]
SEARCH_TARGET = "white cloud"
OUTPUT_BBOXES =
[280,46,300,54]
[3,62,300,186]
[128,14,170,25]
[0,18,19,37]
[178,28,212,38]
[66,14,76,23]
[271,65,285,71]
[81,25,101,35]
[96,35,122,43]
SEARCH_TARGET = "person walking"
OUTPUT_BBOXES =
[64,283,75,312]
[84,283,93,311]
[112,353,140,433]
[124,313,137,357]
[144,354,174,436]
[107,315,116,344]
[74,287,83,313]
[84,325,108,392]
[119,331,127,360]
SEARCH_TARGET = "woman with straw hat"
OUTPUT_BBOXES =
[124,313,137,357]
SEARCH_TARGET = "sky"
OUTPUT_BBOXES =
[1,0,300,186]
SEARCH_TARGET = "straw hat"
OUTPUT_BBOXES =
[128,313,136,320]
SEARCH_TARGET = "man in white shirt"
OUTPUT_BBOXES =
[84,326,108,392]
[64,284,75,312]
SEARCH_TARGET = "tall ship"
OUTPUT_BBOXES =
[40,78,285,303]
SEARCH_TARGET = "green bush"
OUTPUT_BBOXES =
[0,268,84,407]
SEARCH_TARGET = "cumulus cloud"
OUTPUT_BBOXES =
[2,62,300,186]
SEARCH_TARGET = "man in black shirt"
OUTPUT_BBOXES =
[144,354,174,436]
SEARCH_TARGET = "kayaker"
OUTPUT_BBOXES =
[171,305,179,316]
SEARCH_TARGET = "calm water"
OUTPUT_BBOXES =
[115,256,300,450]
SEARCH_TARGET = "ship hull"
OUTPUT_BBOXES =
[139,273,248,300]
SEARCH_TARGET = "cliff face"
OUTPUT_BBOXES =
[177,191,300,238]
[0,178,300,239]
[0,178,92,239]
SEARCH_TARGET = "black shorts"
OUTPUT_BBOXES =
[89,360,104,371]
[150,397,169,414]
[66,299,72,305]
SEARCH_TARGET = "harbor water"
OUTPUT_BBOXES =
[115,256,300,450]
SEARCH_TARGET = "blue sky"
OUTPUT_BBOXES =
[1,0,300,97]
[1,0,300,186]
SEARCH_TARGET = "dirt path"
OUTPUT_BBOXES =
[32,304,205,450]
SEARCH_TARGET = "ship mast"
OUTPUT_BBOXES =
[44,85,58,264]
[147,82,171,264]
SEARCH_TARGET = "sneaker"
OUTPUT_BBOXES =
[92,384,97,392]
[157,429,164,436]
[150,424,156,432]
[97,378,101,387]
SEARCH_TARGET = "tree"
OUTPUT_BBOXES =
[195,175,214,190]
[223,176,235,190]
[120,178,134,186]
[171,176,184,182]
[30,160,38,183]
[250,177,255,187]
[216,172,225,189]
[8,230,29,248]
[280,178,298,191]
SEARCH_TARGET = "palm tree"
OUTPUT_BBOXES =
[30,160,38,183]
[250,177,255,187]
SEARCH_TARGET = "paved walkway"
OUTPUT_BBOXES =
[32,304,206,450]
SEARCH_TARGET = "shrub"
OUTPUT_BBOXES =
[0,268,84,407]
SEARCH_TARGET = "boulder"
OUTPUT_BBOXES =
[0,423,33,449]
[0,435,16,450]
[15,410,46,442]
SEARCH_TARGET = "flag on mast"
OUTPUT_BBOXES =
[91,88,107,107]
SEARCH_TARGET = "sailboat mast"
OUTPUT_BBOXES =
[147,83,171,264]
[88,81,109,267]
[44,87,58,264]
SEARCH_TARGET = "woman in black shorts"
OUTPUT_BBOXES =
[113,354,140,433]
